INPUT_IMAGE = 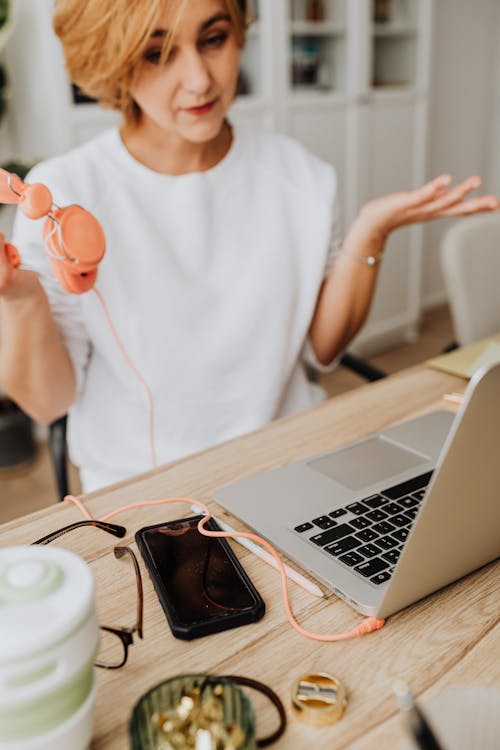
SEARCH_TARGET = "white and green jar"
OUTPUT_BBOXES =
[0,546,99,750]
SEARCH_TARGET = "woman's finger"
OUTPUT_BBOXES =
[438,195,500,217]
[407,176,482,218]
[404,174,453,208]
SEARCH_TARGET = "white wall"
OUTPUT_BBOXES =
[2,0,500,317]
[420,0,500,309]
[487,7,500,197]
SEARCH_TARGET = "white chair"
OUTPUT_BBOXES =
[440,213,500,346]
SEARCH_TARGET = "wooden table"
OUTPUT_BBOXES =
[2,363,499,748]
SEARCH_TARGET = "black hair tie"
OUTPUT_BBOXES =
[222,674,287,747]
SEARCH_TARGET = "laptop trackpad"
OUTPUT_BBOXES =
[308,437,427,491]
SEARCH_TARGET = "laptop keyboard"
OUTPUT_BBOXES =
[292,471,433,587]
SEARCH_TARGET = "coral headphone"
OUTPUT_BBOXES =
[0,167,105,294]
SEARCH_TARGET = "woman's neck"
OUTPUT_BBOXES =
[120,119,233,176]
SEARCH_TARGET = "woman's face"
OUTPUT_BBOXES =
[130,0,242,145]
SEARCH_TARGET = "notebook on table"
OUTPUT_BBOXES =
[214,364,500,618]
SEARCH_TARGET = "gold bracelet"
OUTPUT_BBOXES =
[337,248,384,266]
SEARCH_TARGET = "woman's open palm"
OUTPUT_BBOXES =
[360,175,500,239]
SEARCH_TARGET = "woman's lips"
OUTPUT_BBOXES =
[184,100,217,116]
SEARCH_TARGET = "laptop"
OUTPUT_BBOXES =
[213,363,500,619]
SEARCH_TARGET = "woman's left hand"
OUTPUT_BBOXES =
[358,175,500,242]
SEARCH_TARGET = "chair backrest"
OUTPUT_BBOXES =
[440,213,500,346]
[48,415,69,501]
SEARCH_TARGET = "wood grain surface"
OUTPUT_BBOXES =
[2,363,499,749]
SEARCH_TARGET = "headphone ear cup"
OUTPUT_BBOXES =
[43,205,105,267]
[19,183,53,219]
[50,260,98,295]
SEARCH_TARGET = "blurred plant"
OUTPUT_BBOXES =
[0,0,11,124]
[1,159,34,181]
[0,0,8,28]
[0,1,37,191]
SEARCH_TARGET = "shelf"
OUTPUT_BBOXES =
[290,32,346,94]
[3,0,434,369]
[371,29,418,90]
[368,86,419,100]
[372,22,417,37]
[288,90,348,109]
[290,21,346,36]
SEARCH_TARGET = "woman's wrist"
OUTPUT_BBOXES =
[341,213,388,264]
[335,247,384,266]
[355,204,392,243]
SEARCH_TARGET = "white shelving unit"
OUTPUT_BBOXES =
[4,0,434,353]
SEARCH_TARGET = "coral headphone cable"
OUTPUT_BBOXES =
[3,167,386,640]
[65,493,386,643]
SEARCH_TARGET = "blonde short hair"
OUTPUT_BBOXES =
[53,0,248,124]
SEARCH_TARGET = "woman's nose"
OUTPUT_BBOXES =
[181,50,212,96]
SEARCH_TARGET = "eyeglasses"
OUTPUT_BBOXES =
[96,545,144,669]
[32,521,143,669]
[32,519,126,545]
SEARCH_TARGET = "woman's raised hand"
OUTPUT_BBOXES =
[357,175,500,242]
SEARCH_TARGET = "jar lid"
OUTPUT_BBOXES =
[0,546,95,664]
[291,672,347,727]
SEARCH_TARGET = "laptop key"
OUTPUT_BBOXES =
[383,502,401,516]
[392,528,409,543]
[350,516,372,530]
[382,471,433,500]
[324,536,361,556]
[377,535,399,550]
[345,502,370,515]
[329,508,347,519]
[366,509,388,522]
[412,489,427,501]
[372,521,395,535]
[294,522,314,533]
[312,515,337,530]
[355,529,378,543]
[399,495,420,509]
[358,543,382,558]
[338,551,364,567]
[382,549,401,565]
[391,514,411,528]
[354,558,390,577]
[363,494,386,509]
[371,570,392,585]
[404,507,419,521]
[310,524,354,546]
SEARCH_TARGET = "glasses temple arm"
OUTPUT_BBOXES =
[114,545,144,638]
[32,520,127,545]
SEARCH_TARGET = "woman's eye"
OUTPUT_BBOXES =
[143,46,176,65]
[143,48,162,64]
[200,32,228,50]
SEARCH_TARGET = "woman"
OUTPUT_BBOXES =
[0,0,498,492]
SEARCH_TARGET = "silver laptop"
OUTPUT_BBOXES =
[214,363,500,618]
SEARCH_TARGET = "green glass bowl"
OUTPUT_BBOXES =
[129,674,257,750]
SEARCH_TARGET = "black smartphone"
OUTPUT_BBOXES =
[135,515,265,640]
